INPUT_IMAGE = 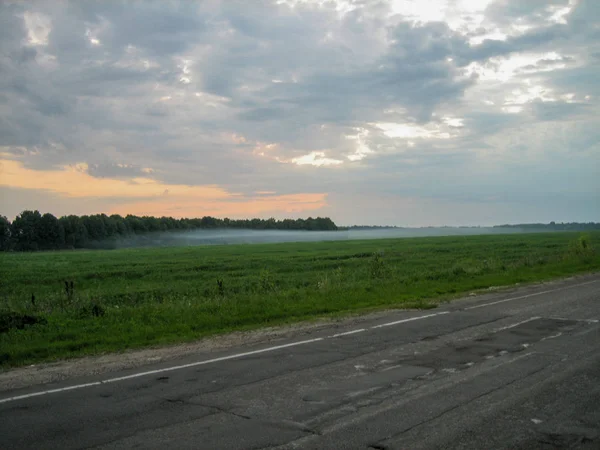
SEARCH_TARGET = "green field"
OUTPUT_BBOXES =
[1,231,599,368]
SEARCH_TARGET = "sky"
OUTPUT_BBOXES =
[0,0,598,226]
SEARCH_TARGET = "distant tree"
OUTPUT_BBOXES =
[159,216,178,231]
[305,217,318,231]
[82,215,107,241]
[494,222,600,231]
[200,216,218,228]
[38,213,65,249]
[60,215,88,248]
[0,215,11,251]
[100,214,118,237]
[110,214,130,236]
[7,209,341,251]
[265,218,277,229]
[11,210,43,251]
[315,217,337,231]
[125,215,147,233]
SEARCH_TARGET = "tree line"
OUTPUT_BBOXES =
[0,210,339,251]
[493,222,600,231]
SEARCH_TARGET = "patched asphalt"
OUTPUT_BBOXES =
[1,274,599,449]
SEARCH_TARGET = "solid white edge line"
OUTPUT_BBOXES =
[464,279,600,311]
[370,311,450,329]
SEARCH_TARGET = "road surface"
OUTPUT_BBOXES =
[1,274,599,449]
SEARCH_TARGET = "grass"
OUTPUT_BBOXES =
[1,231,599,368]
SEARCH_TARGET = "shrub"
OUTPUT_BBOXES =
[369,252,386,279]
[77,302,105,319]
[259,269,276,292]
[565,233,594,260]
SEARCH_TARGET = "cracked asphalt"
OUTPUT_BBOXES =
[1,273,599,449]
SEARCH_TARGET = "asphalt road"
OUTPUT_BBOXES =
[1,274,600,449]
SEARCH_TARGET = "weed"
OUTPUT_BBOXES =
[77,302,105,319]
[565,233,595,261]
[317,274,330,290]
[369,252,386,279]
[450,265,467,277]
[333,266,343,279]
[63,280,75,310]
[259,269,276,292]
[216,278,225,296]
[579,233,591,250]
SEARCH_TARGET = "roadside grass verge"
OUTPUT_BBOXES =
[1,231,599,368]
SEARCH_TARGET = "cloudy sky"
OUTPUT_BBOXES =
[0,0,598,226]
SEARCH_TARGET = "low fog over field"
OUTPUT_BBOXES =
[95,227,546,250]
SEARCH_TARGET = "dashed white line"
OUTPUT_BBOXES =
[0,337,325,405]
[0,311,448,405]
[464,279,599,310]
[548,317,599,323]
[541,332,563,341]
[332,328,366,338]
[0,381,106,405]
[1,278,597,405]
[496,316,541,331]
[370,311,450,329]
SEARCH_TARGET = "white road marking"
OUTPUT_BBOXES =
[320,351,537,435]
[0,337,324,405]
[496,316,541,331]
[548,317,599,323]
[0,279,597,405]
[541,332,563,341]
[370,311,450,329]
[0,381,105,405]
[0,312,446,405]
[332,328,366,337]
[464,279,600,310]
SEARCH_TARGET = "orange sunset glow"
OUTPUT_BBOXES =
[0,159,328,218]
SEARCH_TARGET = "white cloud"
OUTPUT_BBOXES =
[501,105,524,114]
[22,11,51,46]
[548,1,577,24]
[292,151,343,166]
[345,128,374,162]
[443,117,464,127]
[374,122,455,139]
